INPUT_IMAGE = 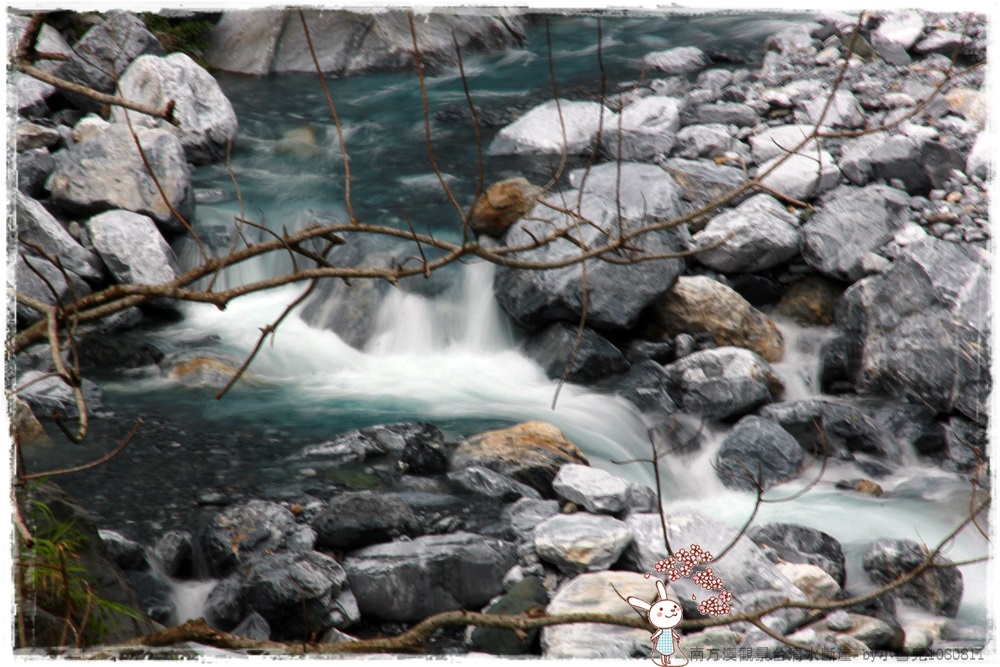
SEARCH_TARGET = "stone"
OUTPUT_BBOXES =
[292,422,444,467]
[48,125,194,235]
[312,490,422,550]
[834,236,989,424]
[551,464,631,515]
[870,135,931,195]
[913,30,966,56]
[599,95,681,161]
[451,421,589,497]
[966,133,990,181]
[112,53,239,165]
[16,149,56,198]
[85,211,179,287]
[7,15,73,75]
[489,100,615,156]
[204,9,286,76]
[684,102,760,128]
[611,360,679,421]
[230,612,271,641]
[863,538,963,618]
[469,177,541,238]
[757,150,841,201]
[646,276,785,362]
[100,530,149,572]
[874,11,925,51]
[715,416,804,491]
[153,530,194,579]
[758,398,886,463]
[773,275,844,327]
[398,435,448,475]
[749,124,822,164]
[16,192,104,282]
[502,498,561,543]
[16,121,61,152]
[15,369,102,420]
[674,124,750,162]
[126,570,174,626]
[801,184,909,282]
[534,513,633,576]
[776,562,841,602]
[12,73,56,116]
[54,12,165,111]
[747,522,846,586]
[13,252,91,326]
[835,479,885,496]
[664,347,784,421]
[448,466,542,503]
[522,322,629,384]
[206,550,359,639]
[198,500,308,577]
[469,576,549,654]
[160,350,244,388]
[838,131,889,185]
[343,532,516,622]
[692,194,801,274]
[642,46,708,74]
[494,162,688,331]
[541,571,653,658]
[71,114,111,143]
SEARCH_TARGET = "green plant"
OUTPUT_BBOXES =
[140,14,215,66]
[16,499,143,649]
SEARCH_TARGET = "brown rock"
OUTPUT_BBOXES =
[11,395,50,445]
[451,421,588,496]
[774,275,846,326]
[645,275,785,362]
[835,479,884,497]
[469,177,541,238]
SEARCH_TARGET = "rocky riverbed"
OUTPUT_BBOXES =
[11,8,991,658]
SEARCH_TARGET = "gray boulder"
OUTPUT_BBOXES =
[48,125,194,234]
[112,53,239,165]
[85,211,179,286]
[199,500,312,577]
[152,530,194,579]
[801,184,910,282]
[799,91,864,129]
[489,100,615,156]
[291,421,444,466]
[551,464,631,515]
[100,530,149,572]
[209,10,525,77]
[758,398,885,462]
[611,360,679,422]
[660,157,748,212]
[54,12,165,111]
[749,124,822,164]
[873,10,925,51]
[834,236,989,424]
[683,102,759,128]
[838,131,889,185]
[599,95,680,161]
[541,571,652,658]
[14,253,92,325]
[502,498,561,543]
[494,162,688,330]
[757,150,841,201]
[715,416,804,491]
[534,513,633,576]
[966,133,990,181]
[863,538,963,618]
[448,466,542,503]
[674,124,750,162]
[16,149,57,198]
[748,522,846,587]
[16,192,104,282]
[206,550,359,639]
[312,491,422,550]
[343,532,516,621]
[692,194,801,273]
[869,135,931,195]
[642,46,707,74]
[664,347,784,421]
[522,322,628,384]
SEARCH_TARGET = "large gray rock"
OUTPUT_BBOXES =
[873,11,925,51]
[522,322,629,384]
[552,464,630,515]
[234,10,526,76]
[312,491,422,550]
[448,466,542,502]
[489,100,615,156]
[800,184,910,282]
[599,95,680,161]
[748,523,846,587]
[11,73,56,116]
[48,125,194,234]
[664,347,784,421]
[749,124,822,164]
[16,149,56,198]
[343,532,516,622]
[290,422,444,466]
[966,132,991,181]
[16,192,104,282]
[112,53,239,165]
[834,236,989,424]
[714,416,804,491]
[85,211,179,286]
[757,150,841,201]
[869,135,931,195]
[541,571,652,658]
[534,513,633,576]
[494,162,688,330]
[502,498,561,543]
[758,398,885,463]
[799,91,864,129]
[199,500,312,577]
[16,368,102,420]
[692,194,801,273]
[674,123,751,162]
[205,550,359,639]
[642,46,707,74]
[838,132,889,185]
[863,538,963,618]
[684,102,760,128]
[14,253,92,326]
[54,12,165,111]
[624,508,806,631]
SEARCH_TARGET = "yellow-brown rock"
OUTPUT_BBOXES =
[11,395,50,445]
[835,478,884,497]
[645,275,784,362]
[163,353,248,388]
[468,177,541,238]
[774,275,846,326]
[452,421,588,496]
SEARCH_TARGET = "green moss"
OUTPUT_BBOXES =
[140,13,215,66]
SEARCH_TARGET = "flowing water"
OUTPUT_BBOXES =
[21,13,989,632]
